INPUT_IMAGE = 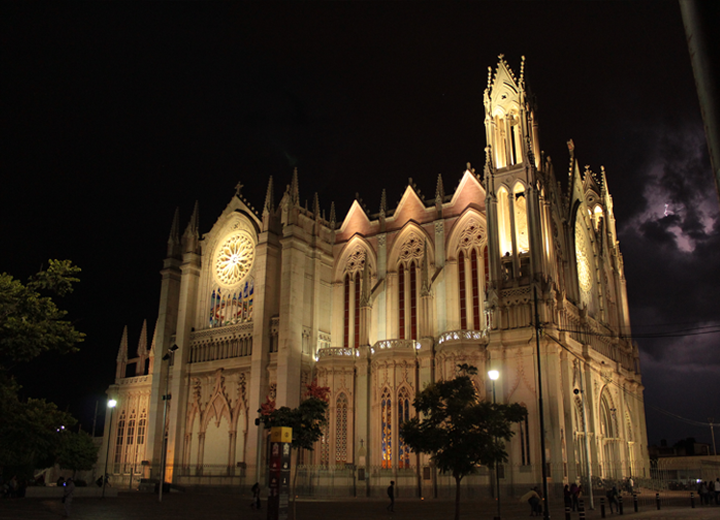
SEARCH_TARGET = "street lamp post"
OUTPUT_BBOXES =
[159,344,179,503]
[488,369,501,520]
[102,399,117,499]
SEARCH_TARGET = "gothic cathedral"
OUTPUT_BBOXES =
[102,57,649,497]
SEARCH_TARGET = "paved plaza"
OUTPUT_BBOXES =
[1,491,719,520]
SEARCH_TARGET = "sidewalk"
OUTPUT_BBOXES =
[1,492,718,520]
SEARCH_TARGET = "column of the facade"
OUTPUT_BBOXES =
[542,339,566,485]
[276,233,307,408]
[247,229,279,481]
[526,184,543,279]
[146,258,181,466]
[167,249,201,478]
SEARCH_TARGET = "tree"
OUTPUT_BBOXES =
[400,364,527,520]
[0,260,84,476]
[259,381,329,519]
[0,259,84,366]
[57,430,98,476]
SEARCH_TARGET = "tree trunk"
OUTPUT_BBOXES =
[454,474,462,520]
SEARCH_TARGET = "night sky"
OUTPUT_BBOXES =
[2,2,718,447]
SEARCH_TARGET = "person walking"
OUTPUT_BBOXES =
[250,482,261,509]
[607,485,619,514]
[62,477,75,517]
[386,480,395,512]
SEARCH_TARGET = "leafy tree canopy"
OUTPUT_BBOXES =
[57,430,98,473]
[0,259,84,367]
[0,260,85,476]
[400,364,527,520]
[259,382,329,451]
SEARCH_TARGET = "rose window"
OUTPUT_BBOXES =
[215,233,254,285]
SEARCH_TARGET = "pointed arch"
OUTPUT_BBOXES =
[333,235,377,282]
[335,392,349,464]
[397,386,413,469]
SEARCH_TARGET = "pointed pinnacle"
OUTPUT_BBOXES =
[435,174,445,204]
[117,325,128,362]
[184,201,199,237]
[136,319,148,357]
[290,167,299,205]
[313,192,320,219]
[169,207,180,242]
[264,176,275,213]
[148,320,157,359]
[329,201,336,227]
[379,189,387,216]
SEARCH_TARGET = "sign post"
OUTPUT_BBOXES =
[267,427,292,520]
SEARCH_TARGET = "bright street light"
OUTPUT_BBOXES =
[102,399,117,498]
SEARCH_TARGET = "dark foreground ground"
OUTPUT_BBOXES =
[1,490,719,520]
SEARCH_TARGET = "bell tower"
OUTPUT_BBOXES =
[484,55,545,294]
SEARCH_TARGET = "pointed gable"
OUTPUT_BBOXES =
[446,168,486,216]
[337,199,373,240]
[389,185,428,228]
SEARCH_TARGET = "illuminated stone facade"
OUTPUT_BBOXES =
[102,57,649,496]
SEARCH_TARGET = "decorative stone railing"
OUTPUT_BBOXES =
[117,375,150,385]
[372,339,421,352]
[437,329,488,345]
[316,347,358,360]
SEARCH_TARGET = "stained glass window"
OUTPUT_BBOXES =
[398,389,411,468]
[354,274,361,347]
[381,389,392,469]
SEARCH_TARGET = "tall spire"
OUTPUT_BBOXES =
[182,201,199,253]
[117,326,128,362]
[329,201,336,229]
[147,320,157,375]
[167,207,181,257]
[116,325,128,380]
[379,189,387,218]
[290,167,299,206]
[136,319,148,358]
[264,176,275,214]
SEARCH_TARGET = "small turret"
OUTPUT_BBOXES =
[290,168,300,206]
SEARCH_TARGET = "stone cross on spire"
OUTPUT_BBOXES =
[235,181,244,197]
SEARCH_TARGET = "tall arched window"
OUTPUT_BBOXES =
[514,183,529,253]
[381,389,392,469]
[335,394,348,464]
[397,388,412,468]
[458,250,467,329]
[320,420,330,467]
[457,220,487,331]
[497,187,512,256]
[342,248,369,348]
[114,411,126,467]
[397,233,425,340]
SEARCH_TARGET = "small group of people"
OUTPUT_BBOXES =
[522,486,543,516]
[562,483,583,512]
[697,478,720,505]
